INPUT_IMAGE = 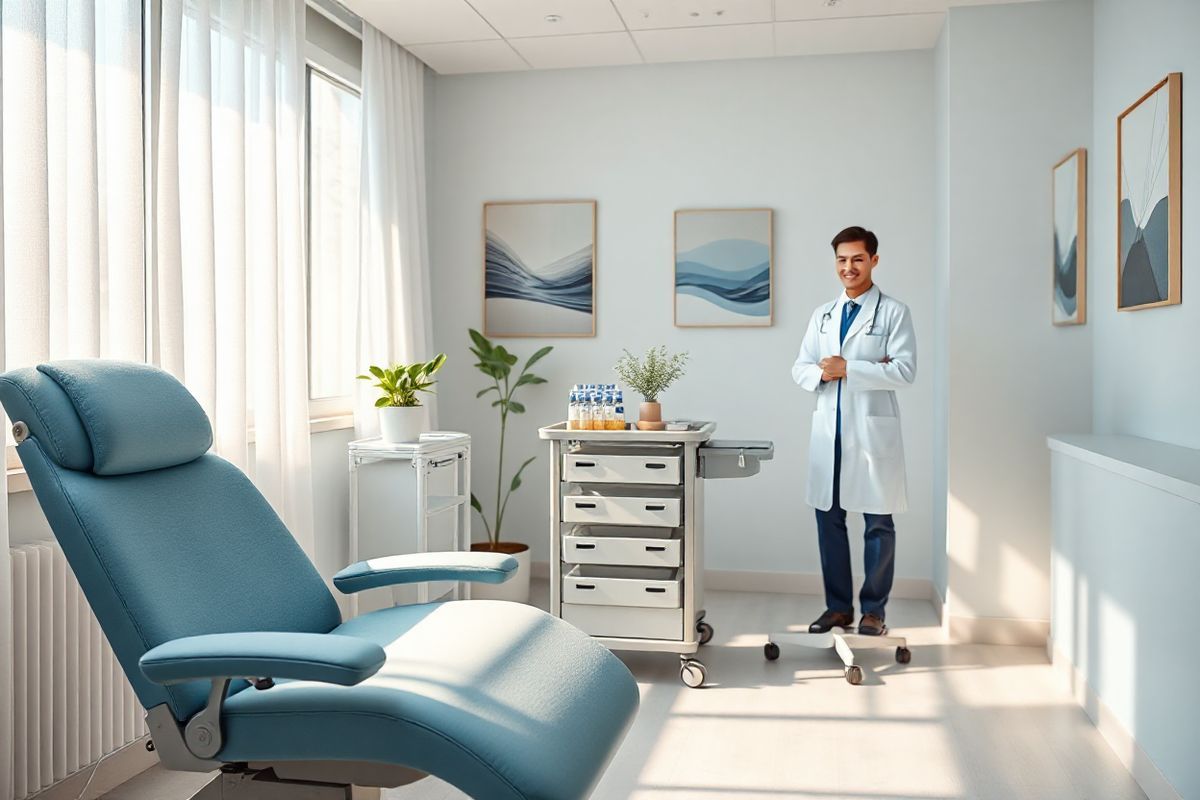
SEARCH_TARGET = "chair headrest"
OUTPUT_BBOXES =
[0,360,213,475]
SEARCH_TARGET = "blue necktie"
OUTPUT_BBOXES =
[840,300,860,345]
[835,301,860,450]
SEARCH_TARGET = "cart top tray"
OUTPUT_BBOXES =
[539,421,716,443]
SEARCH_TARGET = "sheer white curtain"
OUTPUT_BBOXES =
[355,25,435,437]
[154,0,314,554]
[1,2,145,796]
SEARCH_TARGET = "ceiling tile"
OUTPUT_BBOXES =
[342,0,498,45]
[613,0,773,31]
[775,0,951,21]
[633,23,774,64]
[406,40,529,74]
[509,32,643,69]
[467,0,626,38]
[775,13,945,56]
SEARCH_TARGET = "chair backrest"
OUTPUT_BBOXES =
[0,361,341,720]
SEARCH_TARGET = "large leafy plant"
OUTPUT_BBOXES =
[468,329,552,547]
[613,345,689,403]
[357,354,447,408]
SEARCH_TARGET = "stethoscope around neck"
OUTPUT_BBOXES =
[819,291,885,336]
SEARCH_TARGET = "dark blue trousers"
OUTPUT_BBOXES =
[815,440,896,619]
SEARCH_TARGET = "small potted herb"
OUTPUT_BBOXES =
[357,354,447,443]
[613,346,689,430]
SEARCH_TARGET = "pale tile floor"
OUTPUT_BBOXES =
[106,582,1145,800]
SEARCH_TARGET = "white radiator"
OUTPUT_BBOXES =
[9,542,146,800]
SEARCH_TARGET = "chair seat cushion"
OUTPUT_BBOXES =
[218,600,639,800]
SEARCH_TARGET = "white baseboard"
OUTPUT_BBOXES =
[1050,642,1181,800]
[948,614,1048,646]
[702,569,934,601]
[31,735,158,800]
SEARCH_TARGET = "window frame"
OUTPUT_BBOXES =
[304,24,362,426]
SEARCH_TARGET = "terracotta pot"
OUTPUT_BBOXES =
[637,401,666,431]
[468,541,531,603]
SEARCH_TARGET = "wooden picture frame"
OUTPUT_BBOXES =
[674,208,774,328]
[482,200,597,338]
[1116,72,1182,311]
[1052,148,1087,326]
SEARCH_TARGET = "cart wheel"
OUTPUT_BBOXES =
[845,665,864,685]
[680,659,707,688]
[697,621,714,645]
[763,642,780,661]
[896,647,912,664]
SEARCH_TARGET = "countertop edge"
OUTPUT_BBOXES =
[1047,434,1200,505]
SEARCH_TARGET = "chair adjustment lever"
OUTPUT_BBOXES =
[185,678,232,760]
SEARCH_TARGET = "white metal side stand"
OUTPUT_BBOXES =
[764,628,911,684]
[348,432,471,618]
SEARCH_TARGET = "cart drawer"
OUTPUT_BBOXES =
[563,565,681,608]
[563,526,681,568]
[563,453,681,485]
[562,495,681,527]
[561,604,683,641]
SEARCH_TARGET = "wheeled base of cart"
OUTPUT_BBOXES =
[763,628,911,685]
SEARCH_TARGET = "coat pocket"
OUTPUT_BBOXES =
[863,415,901,458]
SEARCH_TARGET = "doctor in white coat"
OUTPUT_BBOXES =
[792,226,916,637]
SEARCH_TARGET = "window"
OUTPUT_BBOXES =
[305,5,363,421]
[306,66,361,418]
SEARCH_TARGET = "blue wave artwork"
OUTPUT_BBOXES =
[675,238,771,318]
[485,230,593,314]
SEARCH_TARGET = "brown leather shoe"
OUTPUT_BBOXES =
[809,609,855,633]
[858,613,887,636]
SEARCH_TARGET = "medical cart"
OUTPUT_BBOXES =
[348,432,472,617]
[539,422,773,688]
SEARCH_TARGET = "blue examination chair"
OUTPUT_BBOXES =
[0,360,639,799]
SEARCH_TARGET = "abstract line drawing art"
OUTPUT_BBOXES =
[1117,72,1182,311]
[483,200,596,337]
[1053,148,1087,326]
[674,208,773,328]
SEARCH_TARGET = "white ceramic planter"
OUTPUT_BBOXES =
[379,406,425,444]
[468,544,531,603]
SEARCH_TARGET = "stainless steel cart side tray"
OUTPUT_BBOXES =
[699,439,774,479]
[539,421,717,444]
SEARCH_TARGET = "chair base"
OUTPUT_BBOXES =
[764,628,912,685]
[188,766,400,799]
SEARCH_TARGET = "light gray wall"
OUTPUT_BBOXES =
[428,52,937,581]
[1091,0,1200,450]
[941,0,1094,625]
[931,27,950,604]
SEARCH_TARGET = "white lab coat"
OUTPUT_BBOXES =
[792,285,916,514]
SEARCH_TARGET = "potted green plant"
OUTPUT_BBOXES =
[613,346,689,431]
[357,354,447,443]
[467,329,552,603]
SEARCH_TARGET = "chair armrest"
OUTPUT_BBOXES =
[139,632,385,686]
[333,551,518,595]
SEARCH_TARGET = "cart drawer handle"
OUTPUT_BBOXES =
[644,463,667,470]
[645,545,667,552]
[574,543,596,550]
[575,584,595,590]
[645,587,667,593]
[573,502,597,509]
[574,461,596,468]
[645,504,666,511]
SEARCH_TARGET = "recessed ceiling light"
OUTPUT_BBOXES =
[545,13,561,23]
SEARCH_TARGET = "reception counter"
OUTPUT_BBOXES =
[1048,434,1199,800]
